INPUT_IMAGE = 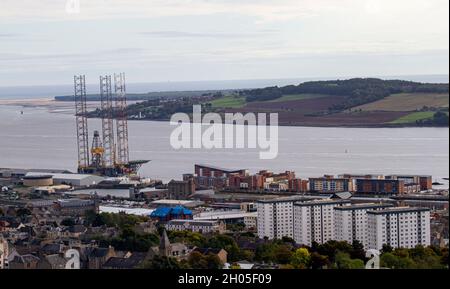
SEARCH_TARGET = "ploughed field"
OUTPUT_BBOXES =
[217,92,448,127]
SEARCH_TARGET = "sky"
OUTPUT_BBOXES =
[0,0,449,87]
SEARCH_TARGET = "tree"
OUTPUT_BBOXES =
[205,253,224,269]
[432,111,449,126]
[141,256,185,269]
[316,240,353,262]
[290,248,311,269]
[281,236,296,245]
[380,252,415,269]
[310,252,330,269]
[16,208,31,221]
[188,251,208,269]
[409,245,445,269]
[334,252,364,269]
[61,218,75,227]
[16,208,31,217]
[350,240,366,260]
[274,245,292,264]
[206,235,241,262]
[381,244,393,254]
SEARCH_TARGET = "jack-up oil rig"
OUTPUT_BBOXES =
[74,73,149,177]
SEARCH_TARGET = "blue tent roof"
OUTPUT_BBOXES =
[150,207,171,218]
[150,206,192,218]
[172,205,192,215]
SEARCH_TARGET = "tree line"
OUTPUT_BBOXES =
[241,78,449,111]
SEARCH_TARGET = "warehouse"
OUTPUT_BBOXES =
[25,172,104,187]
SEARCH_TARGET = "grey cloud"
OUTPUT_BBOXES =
[140,30,278,39]
[0,33,18,38]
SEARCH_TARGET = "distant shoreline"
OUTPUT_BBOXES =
[1,98,448,128]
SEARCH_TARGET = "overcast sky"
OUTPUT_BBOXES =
[0,0,448,86]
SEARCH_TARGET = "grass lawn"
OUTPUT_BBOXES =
[208,96,246,108]
[266,94,330,102]
[388,111,435,124]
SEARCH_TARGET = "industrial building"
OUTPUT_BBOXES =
[150,206,193,222]
[22,175,53,187]
[194,210,257,227]
[25,172,104,187]
[150,199,203,209]
[167,177,196,199]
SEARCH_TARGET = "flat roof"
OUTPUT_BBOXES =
[294,199,351,207]
[26,172,104,181]
[334,203,394,211]
[23,174,53,180]
[367,207,430,215]
[99,206,154,216]
[194,210,257,220]
[257,195,326,204]
[151,199,199,205]
[386,175,432,178]
[167,219,221,225]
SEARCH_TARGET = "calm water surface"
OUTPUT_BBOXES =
[0,105,448,187]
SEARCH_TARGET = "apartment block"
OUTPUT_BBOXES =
[386,175,432,191]
[309,176,353,193]
[256,196,316,240]
[356,179,405,195]
[334,203,393,248]
[293,199,351,246]
[367,207,430,250]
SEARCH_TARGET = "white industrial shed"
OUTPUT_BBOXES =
[25,172,104,187]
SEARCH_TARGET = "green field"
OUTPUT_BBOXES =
[388,111,435,124]
[266,94,330,102]
[208,96,246,108]
[354,93,449,112]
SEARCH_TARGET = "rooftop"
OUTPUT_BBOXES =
[194,210,257,220]
[195,164,247,173]
[26,172,104,181]
[294,199,351,207]
[257,195,327,204]
[367,206,430,215]
[167,219,221,226]
[334,203,394,210]
[150,206,193,218]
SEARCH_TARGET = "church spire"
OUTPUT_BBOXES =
[159,229,171,257]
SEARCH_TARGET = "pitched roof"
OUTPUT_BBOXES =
[88,247,111,258]
[193,247,225,255]
[102,253,147,269]
[11,254,40,264]
[44,254,67,269]
[41,243,63,255]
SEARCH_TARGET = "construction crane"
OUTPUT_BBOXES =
[74,75,90,173]
[74,73,148,177]
[114,72,130,166]
[100,75,115,168]
[90,130,104,168]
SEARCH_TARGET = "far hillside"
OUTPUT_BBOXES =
[212,78,449,127]
[87,78,449,127]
